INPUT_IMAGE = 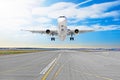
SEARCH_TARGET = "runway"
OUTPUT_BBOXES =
[0,50,120,80]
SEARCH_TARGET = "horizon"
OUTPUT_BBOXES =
[0,46,120,49]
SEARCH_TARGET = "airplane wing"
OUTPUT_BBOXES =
[23,29,58,36]
[67,29,94,35]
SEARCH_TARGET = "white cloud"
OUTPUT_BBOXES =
[0,0,41,19]
[32,2,76,18]
[32,0,120,22]
[92,24,120,31]
[35,17,51,23]
[32,0,93,18]
[0,0,45,40]
[68,24,120,31]
[0,0,45,26]
[101,11,120,18]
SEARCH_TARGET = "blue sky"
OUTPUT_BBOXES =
[0,0,120,48]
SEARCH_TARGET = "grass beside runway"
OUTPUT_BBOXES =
[0,50,46,55]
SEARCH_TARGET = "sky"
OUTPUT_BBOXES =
[0,0,120,48]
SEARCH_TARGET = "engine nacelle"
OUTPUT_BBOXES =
[46,29,50,34]
[74,29,79,34]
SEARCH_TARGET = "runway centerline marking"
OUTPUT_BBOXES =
[51,65,64,80]
[41,54,61,80]
[51,55,71,80]
[40,58,57,74]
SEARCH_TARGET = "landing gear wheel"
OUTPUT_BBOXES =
[70,37,74,41]
[51,37,55,41]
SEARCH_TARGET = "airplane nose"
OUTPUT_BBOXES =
[58,18,66,23]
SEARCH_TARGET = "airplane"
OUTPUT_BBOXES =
[25,16,95,41]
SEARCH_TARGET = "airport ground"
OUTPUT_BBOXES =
[0,50,45,55]
[0,50,120,80]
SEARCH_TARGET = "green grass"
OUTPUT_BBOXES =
[0,50,45,55]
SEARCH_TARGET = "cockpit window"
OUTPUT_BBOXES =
[59,16,65,18]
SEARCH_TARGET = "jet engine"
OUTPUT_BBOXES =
[74,29,79,34]
[46,29,50,34]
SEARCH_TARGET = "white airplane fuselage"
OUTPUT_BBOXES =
[57,16,67,41]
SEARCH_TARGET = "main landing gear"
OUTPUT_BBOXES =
[70,33,74,41]
[51,34,55,41]
[51,37,55,41]
[70,37,74,41]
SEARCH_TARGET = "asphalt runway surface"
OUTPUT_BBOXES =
[0,50,120,80]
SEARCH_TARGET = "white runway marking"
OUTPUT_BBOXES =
[40,54,61,75]
[40,58,57,74]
